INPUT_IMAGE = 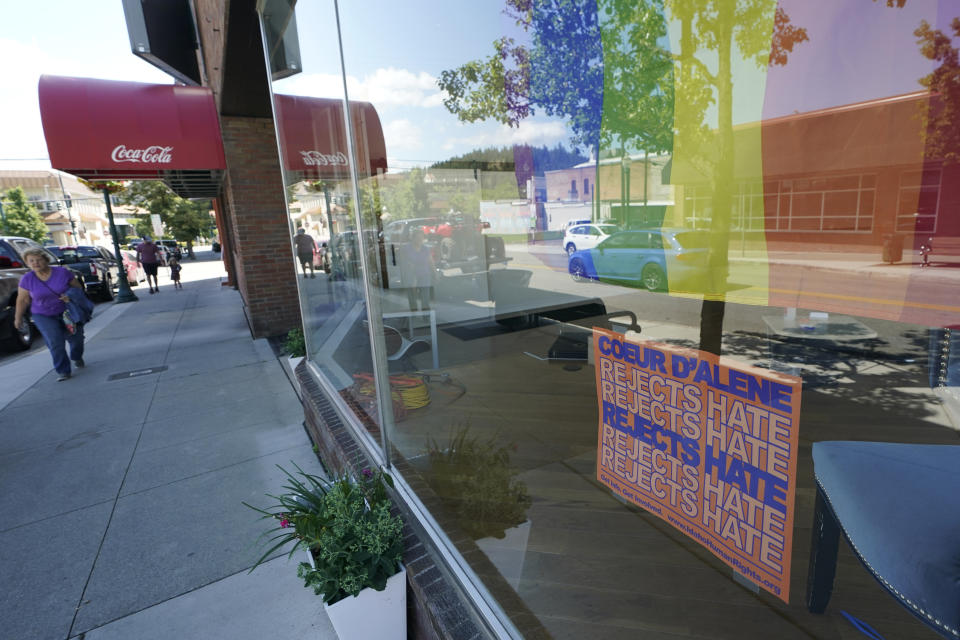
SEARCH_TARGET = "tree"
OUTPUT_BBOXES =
[116,181,210,258]
[166,199,214,258]
[380,168,430,220]
[668,0,807,353]
[439,0,807,355]
[440,0,604,152]
[915,16,960,165]
[1,187,48,242]
[439,0,674,156]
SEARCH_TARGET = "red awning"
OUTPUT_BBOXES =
[38,75,226,198]
[273,94,387,180]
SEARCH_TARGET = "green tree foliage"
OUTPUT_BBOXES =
[430,144,587,173]
[876,0,960,165]
[915,17,960,165]
[1,187,48,242]
[600,1,675,155]
[668,0,807,353]
[438,0,807,355]
[439,0,603,150]
[439,36,533,128]
[117,180,177,239]
[117,181,212,257]
[132,215,155,239]
[167,199,215,252]
[381,168,430,220]
[430,145,588,200]
[438,0,675,155]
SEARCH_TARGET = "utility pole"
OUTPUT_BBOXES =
[56,171,78,238]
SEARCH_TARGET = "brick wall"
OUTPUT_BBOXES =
[297,365,487,640]
[220,116,301,337]
[296,364,553,640]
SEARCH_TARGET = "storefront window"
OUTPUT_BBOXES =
[265,1,960,638]
[263,2,384,437]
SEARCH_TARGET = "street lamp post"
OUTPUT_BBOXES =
[56,171,77,239]
[101,188,137,303]
[323,185,339,274]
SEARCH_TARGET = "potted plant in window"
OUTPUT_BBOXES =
[425,427,532,588]
[245,464,406,639]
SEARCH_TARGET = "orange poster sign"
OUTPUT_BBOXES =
[594,328,802,602]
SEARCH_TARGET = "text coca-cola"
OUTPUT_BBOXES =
[300,150,348,167]
[111,145,174,164]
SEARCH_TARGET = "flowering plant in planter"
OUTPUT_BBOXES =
[245,463,404,605]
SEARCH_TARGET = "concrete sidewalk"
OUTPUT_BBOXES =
[0,251,336,640]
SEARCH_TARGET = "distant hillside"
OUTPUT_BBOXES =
[431,145,588,176]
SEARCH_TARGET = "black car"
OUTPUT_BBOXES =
[0,236,83,352]
[157,239,183,261]
[47,245,120,302]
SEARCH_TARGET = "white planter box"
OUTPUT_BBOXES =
[304,549,406,640]
[286,356,304,394]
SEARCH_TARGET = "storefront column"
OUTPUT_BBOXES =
[220,115,301,337]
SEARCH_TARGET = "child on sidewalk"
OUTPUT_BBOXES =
[168,255,183,289]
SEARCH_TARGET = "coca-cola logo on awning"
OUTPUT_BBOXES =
[111,145,174,164]
[300,150,348,167]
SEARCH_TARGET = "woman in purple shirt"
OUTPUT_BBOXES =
[14,247,86,381]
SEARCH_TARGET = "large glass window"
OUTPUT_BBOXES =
[262,2,383,440]
[265,2,960,639]
[897,167,941,233]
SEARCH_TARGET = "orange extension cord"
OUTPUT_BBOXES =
[352,373,431,411]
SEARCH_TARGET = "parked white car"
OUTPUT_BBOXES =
[562,223,619,257]
[560,218,591,233]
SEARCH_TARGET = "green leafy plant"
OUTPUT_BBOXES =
[1,187,48,241]
[245,463,404,605]
[283,328,306,357]
[426,426,531,540]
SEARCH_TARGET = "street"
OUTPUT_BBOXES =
[494,240,945,424]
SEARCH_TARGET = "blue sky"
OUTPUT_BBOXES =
[0,1,951,173]
[0,1,170,169]
[763,0,941,119]
[273,1,567,169]
[0,1,569,173]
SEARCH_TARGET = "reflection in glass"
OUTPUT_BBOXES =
[262,5,389,435]
[268,1,960,638]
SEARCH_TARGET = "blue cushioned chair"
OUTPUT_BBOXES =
[807,441,960,639]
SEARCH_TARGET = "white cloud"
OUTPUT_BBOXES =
[383,119,423,150]
[273,72,345,99]
[0,37,173,161]
[273,67,446,107]
[361,68,444,107]
[442,120,569,151]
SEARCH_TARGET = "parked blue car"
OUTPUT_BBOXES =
[567,229,711,291]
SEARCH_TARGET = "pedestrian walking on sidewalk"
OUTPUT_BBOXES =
[13,248,87,381]
[293,227,317,279]
[168,254,183,289]
[136,236,163,294]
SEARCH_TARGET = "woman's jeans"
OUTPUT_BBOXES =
[32,313,85,375]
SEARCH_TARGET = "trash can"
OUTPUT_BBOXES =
[882,233,903,263]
